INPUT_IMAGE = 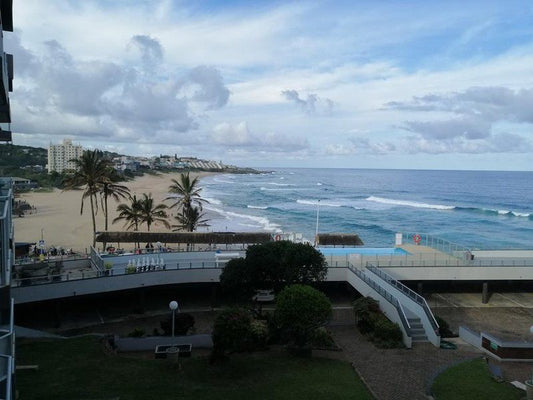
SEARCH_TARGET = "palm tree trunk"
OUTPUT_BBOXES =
[103,192,108,251]
[90,194,97,248]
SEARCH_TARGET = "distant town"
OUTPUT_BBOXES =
[0,138,259,191]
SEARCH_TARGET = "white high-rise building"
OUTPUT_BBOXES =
[48,139,84,173]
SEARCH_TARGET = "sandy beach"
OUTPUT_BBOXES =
[13,171,215,253]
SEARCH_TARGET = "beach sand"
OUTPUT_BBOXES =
[13,171,215,253]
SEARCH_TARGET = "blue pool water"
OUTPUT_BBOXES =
[318,247,410,256]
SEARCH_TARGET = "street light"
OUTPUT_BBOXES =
[314,200,320,247]
[169,300,179,338]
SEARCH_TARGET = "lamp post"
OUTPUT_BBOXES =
[169,300,179,338]
[314,200,320,247]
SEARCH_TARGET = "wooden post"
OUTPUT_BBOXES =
[482,282,490,304]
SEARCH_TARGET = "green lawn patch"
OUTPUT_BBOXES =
[431,358,523,400]
[17,336,373,400]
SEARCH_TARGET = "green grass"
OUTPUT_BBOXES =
[17,337,373,400]
[431,359,524,400]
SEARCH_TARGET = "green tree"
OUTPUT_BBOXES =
[275,284,332,349]
[172,205,208,232]
[63,150,110,247]
[100,168,130,232]
[167,172,208,211]
[113,194,143,231]
[138,193,170,231]
[219,241,328,297]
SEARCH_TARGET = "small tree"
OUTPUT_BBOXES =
[274,284,332,351]
[219,241,328,297]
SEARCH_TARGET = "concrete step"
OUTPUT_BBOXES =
[412,335,428,342]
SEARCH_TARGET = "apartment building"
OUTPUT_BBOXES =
[47,138,83,173]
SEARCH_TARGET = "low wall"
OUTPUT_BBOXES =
[115,334,213,352]
[459,326,533,361]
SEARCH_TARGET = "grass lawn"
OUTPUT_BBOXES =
[431,358,524,400]
[16,336,373,400]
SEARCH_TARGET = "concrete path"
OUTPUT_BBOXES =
[329,326,481,400]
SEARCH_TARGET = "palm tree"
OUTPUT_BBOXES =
[166,172,209,211]
[138,193,170,231]
[100,168,131,232]
[172,205,209,232]
[63,150,110,247]
[113,194,142,231]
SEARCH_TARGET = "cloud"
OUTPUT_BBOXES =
[386,86,533,154]
[281,89,334,115]
[129,35,164,68]
[8,35,230,144]
[211,121,308,152]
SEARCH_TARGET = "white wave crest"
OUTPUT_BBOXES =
[203,197,222,205]
[247,205,268,210]
[366,196,454,210]
[268,182,294,186]
[296,199,342,207]
[213,178,235,184]
[205,206,281,232]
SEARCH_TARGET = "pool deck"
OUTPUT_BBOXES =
[324,243,533,269]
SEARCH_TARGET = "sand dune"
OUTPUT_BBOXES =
[14,171,214,253]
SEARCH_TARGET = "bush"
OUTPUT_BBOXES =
[211,308,253,362]
[353,297,404,348]
[310,327,336,349]
[275,284,332,349]
[160,313,195,336]
[127,328,145,338]
[435,315,454,338]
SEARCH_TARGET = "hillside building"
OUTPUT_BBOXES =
[48,138,83,173]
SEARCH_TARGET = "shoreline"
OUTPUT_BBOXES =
[13,171,217,253]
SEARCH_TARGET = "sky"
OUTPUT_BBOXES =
[5,0,533,170]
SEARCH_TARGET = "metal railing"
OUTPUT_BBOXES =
[0,179,13,287]
[325,254,533,268]
[12,259,223,287]
[89,246,104,271]
[366,265,439,333]
[346,264,411,333]
[402,232,471,258]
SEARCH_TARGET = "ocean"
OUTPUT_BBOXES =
[199,169,533,250]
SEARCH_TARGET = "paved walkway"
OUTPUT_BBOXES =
[329,326,481,400]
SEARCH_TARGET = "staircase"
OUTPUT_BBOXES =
[406,315,428,342]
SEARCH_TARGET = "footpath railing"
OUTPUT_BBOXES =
[402,232,471,258]
[324,254,533,268]
[12,259,223,287]
[89,246,104,271]
[366,265,439,333]
[346,264,411,334]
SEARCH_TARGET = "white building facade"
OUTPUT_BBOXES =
[48,139,83,173]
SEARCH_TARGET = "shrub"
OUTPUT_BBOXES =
[435,315,454,338]
[160,313,195,336]
[353,296,404,348]
[275,284,332,349]
[310,327,336,349]
[249,319,269,350]
[211,308,253,362]
[127,328,145,338]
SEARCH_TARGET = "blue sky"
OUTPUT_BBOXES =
[6,0,533,170]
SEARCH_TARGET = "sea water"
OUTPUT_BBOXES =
[199,169,533,250]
